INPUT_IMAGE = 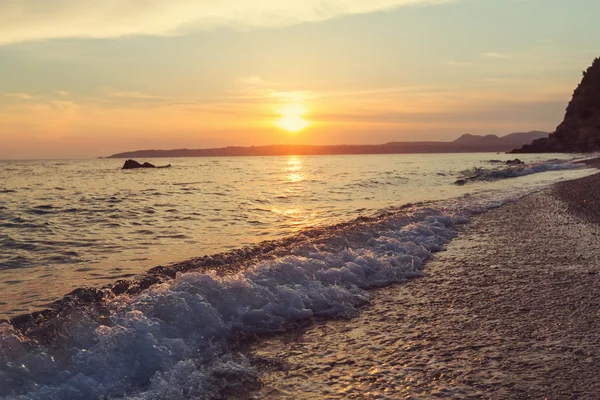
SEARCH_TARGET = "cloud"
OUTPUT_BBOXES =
[55,91,69,96]
[481,52,512,60]
[312,98,567,125]
[445,60,481,67]
[107,90,164,100]
[238,76,270,87]
[0,0,453,45]
[48,99,80,113]
[234,77,313,103]
[270,90,315,103]
[5,93,34,99]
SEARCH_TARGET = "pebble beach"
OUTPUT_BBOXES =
[244,171,600,399]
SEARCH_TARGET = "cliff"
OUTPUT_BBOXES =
[512,57,600,153]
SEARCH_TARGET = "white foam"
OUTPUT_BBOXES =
[0,209,457,399]
[457,159,578,184]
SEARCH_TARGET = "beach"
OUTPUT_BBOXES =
[1,159,598,400]
[243,172,600,399]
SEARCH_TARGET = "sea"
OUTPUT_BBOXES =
[0,153,596,399]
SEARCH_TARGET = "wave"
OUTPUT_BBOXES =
[454,159,578,185]
[0,174,587,400]
[0,205,465,399]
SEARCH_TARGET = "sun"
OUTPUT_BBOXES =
[276,114,309,133]
[275,104,310,133]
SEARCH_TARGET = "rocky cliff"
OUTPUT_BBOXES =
[512,57,600,153]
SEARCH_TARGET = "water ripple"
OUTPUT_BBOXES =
[0,154,584,316]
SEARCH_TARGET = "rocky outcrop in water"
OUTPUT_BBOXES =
[512,57,600,153]
[122,159,171,169]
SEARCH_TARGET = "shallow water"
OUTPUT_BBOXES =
[0,153,588,316]
[245,192,600,399]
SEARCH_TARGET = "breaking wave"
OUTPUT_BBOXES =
[454,159,577,185]
[0,203,470,399]
[0,187,536,400]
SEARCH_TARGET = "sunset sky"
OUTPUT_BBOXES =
[1,0,599,159]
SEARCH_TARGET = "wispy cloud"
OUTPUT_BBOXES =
[0,0,454,45]
[48,99,80,113]
[107,90,164,100]
[55,90,69,96]
[238,76,271,87]
[5,93,35,100]
[445,60,481,67]
[481,52,512,60]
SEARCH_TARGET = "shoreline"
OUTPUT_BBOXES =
[242,173,600,399]
[4,159,598,337]
[1,162,599,398]
[2,200,432,336]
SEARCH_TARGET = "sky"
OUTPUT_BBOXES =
[0,0,599,159]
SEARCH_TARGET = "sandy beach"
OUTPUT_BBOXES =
[243,173,600,399]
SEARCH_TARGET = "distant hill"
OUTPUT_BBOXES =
[106,131,549,158]
[453,134,502,145]
[512,57,600,153]
[455,131,549,148]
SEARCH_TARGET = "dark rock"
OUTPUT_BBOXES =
[30,309,52,320]
[122,159,144,169]
[66,287,104,303]
[201,255,223,267]
[506,159,524,165]
[127,275,161,294]
[10,313,35,328]
[511,57,600,153]
[122,159,171,169]
[454,179,467,186]
[148,265,177,278]
[111,280,131,295]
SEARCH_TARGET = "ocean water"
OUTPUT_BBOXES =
[0,153,596,399]
[0,153,583,316]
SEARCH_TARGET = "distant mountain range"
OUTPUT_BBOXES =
[106,131,549,158]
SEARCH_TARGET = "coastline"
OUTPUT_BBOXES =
[3,201,428,336]
[242,173,600,399]
[2,155,589,328]
[1,161,599,398]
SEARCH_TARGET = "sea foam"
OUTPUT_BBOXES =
[456,159,577,184]
[1,209,457,399]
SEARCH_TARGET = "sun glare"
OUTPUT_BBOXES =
[275,104,310,133]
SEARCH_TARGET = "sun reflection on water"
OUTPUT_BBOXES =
[285,155,305,183]
[287,173,304,183]
[270,156,319,231]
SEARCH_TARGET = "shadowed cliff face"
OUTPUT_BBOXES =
[512,57,600,153]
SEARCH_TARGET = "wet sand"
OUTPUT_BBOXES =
[243,174,600,399]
